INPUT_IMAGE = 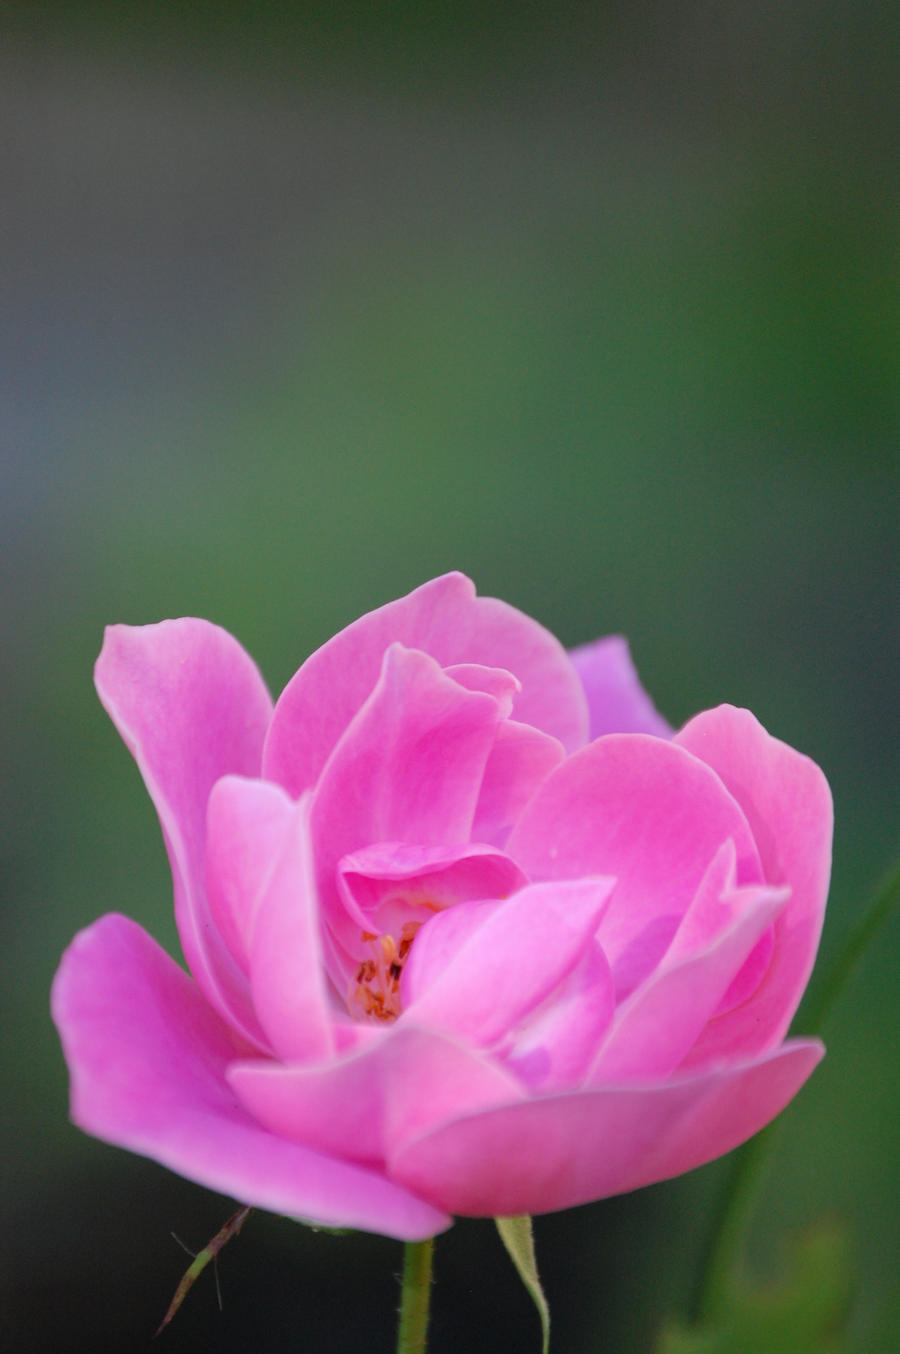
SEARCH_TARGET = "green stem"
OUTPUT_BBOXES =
[396,1238,435,1354]
[692,1126,775,1321]
[693,852,900,1322]
[802,854,900,1035]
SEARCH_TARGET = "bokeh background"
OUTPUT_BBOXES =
[3,4,898,1351]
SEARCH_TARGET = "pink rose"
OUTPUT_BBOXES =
[52,573,831,1240]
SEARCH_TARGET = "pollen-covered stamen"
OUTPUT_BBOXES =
[349,921,422,1022]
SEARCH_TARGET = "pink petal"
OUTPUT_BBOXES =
[229,1026,524,1166]
[51,915,449,1239]
[402,877,617,1047]
[675,706,833,1066]
[503,942,615,1092]
[471,720,566,847]
[95,620,274,1048]
[263,573,588,795]
[337,840,528,946]
[443,662,519,714]
[388,1040,823,1217]
[590,844,790,1080]
[310,645,508,976]
[249,794,336,1063]
[661,837,777,1014]
[506,734,763,982]
[569,635,672,739]
[205,776,295,971]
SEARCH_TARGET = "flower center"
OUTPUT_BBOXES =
[349,921,422,1022]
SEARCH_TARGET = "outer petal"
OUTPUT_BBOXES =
[675,706,833,1065]
[569,635,672,739]
[506,734,763,990]
[95,620,273,1046]
[51,915,449,1239]
[229,1026,524,1166]
[264,573,589,794]
[388,1040,823,1217]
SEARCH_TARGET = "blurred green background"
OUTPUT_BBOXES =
[3,3,898,1351]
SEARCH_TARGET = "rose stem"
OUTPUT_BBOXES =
[396,1237,435,1354]
[692,851,900,1322]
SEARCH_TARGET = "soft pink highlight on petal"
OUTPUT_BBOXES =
[403,877,616,1048]
[507,734,762,973]
[569,635,672,739]
[95,620,273,1048]
[51,915,448,1239]
[264,573,588,794]
[471,720,566,847]
[675,706,832,1066]
[229,1027,524,1166]
[206,776,294,970]
[388,1040,823,1217]
[249,795,336,1063]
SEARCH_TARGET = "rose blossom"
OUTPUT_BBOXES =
[52,573,831,1240]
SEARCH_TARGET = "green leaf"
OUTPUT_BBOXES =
[495,1215,551,1354]
[656,1221,854,1354]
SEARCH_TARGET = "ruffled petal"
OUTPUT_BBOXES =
[590,843,790,1080]
[402,878,616,1047]
[506,733,762,988]
[310,645,508,978]
[387,1040,823,1217]
[264,573,588,794]
[95,620,273,1047]
[337,840,527,946]
[569,635,672,739]
[229,1026,524,1166]
[675,706,832,1065]
[51,915,448,1240]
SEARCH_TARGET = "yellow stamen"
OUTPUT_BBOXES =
[350,921,422,1023]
